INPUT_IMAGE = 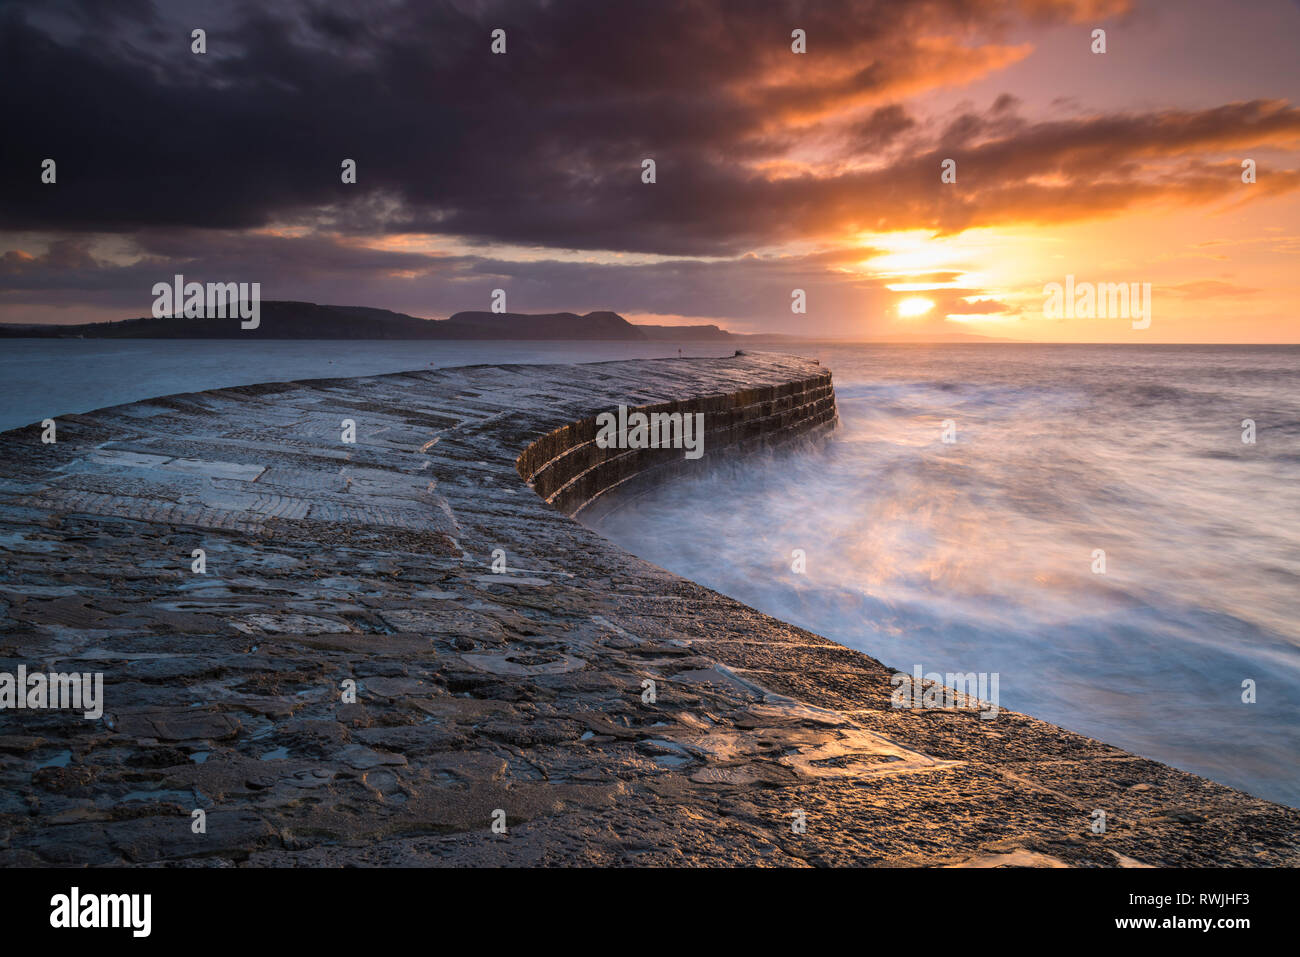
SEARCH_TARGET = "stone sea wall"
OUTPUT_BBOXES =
[517,356,836,517]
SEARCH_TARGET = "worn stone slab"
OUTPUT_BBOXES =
[0,352,1296,867]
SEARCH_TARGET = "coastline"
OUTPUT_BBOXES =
[1,352,1296,866]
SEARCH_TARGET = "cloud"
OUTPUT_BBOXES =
[1164,280,1261,299]
[0,226,902,335]
[0,0,1162,255]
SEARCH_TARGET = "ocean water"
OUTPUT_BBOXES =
[592,344,1300,808]
[0,338,738,434]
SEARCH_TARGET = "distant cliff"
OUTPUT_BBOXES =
[0,302,741,341]
[441,310,643,340]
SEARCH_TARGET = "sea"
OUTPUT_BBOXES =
[2,339,1297,806]
[593,344,1300,808]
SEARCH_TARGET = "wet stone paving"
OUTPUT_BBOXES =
[0,353,1296,866]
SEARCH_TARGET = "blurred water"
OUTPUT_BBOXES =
[592,344,1300,807]
[0,338,737,433]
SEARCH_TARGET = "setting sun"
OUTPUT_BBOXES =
[897,296,935,318]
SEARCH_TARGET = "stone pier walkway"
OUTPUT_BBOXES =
[0,353,1296,866]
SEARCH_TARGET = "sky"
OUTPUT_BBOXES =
[1,0,1298,342]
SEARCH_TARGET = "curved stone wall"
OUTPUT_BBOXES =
[517,357,837,517]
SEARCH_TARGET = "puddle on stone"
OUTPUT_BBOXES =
[459,650,585,676]
[652,754,693,767]
[36,750,72,769]
[120,788,195,803]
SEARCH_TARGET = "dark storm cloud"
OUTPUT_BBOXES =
[2,0,1138,256]
[845,105,918,154]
